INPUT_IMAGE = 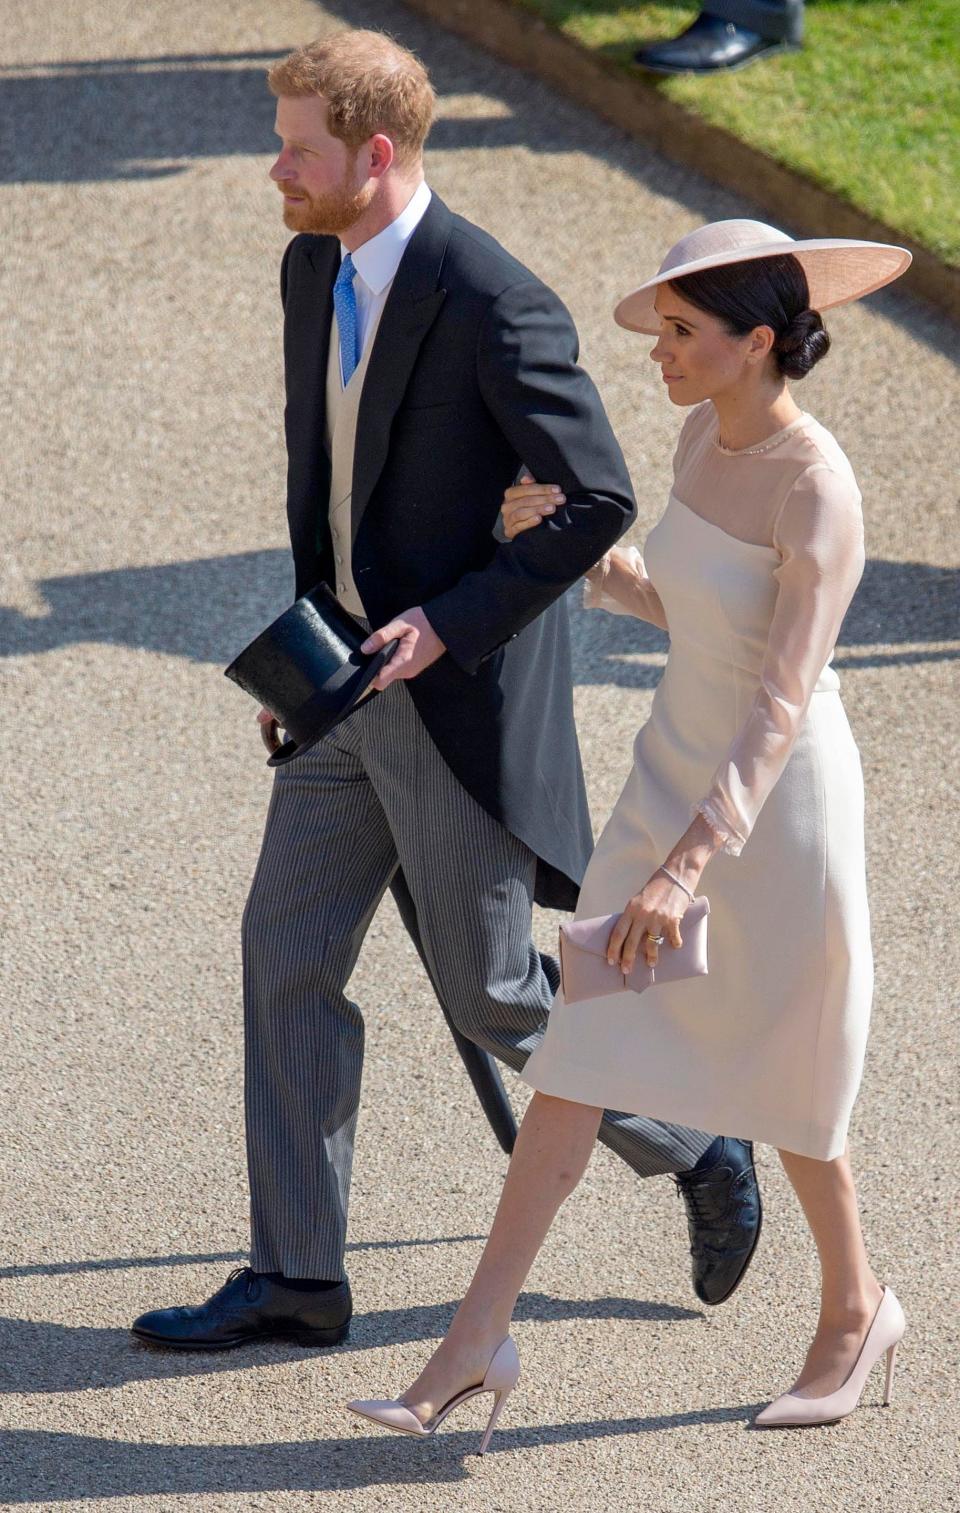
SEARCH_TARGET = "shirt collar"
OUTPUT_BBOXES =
[342,181,433,295]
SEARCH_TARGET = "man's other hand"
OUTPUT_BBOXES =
[257,706,281,754]
[361,607,446,691]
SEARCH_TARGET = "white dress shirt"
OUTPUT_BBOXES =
[339,180,433,369]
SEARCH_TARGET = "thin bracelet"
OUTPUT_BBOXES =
[658,864,696,903]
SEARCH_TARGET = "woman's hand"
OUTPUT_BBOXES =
[608,814,721,971]
[501,473,565,539]
[607,871,689,972]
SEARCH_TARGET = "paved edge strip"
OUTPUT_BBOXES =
[402,0,960,325]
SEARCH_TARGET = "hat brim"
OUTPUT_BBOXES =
[266,639,398,767]
[614,238,912,335]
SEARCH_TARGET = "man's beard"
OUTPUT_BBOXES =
[280,170,375,236]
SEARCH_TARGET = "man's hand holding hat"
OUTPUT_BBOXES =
[362,607,446,691]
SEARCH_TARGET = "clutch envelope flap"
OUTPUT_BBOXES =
[562,912,623,958]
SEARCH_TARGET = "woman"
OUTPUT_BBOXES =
[347,220,912,1445]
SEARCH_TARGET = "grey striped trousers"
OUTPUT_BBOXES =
[242,681,713,1280]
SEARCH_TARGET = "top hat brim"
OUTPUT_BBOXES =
[266,638,398,767]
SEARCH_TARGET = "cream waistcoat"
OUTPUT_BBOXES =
[325,303,386,617]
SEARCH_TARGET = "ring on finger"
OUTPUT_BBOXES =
[646,932,666,947]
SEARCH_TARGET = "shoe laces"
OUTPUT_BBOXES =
[222,1265,258,1298]
[675,1177,713,1225]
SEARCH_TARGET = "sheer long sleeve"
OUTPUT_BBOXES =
[583,545,669,630]
[693,465,865,856]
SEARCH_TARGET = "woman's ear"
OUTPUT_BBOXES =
[747,324,776,364]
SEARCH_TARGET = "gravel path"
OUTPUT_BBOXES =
[2,2,957,1508]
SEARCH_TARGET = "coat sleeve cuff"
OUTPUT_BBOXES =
[421,594,508,676]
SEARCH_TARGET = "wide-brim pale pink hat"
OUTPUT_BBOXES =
[614,219,912,335]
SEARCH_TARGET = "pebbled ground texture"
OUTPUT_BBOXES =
[1,1,957,1510]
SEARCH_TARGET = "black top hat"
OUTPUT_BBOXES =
[224,583,398,767]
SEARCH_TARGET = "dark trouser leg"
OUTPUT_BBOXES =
[390,868,519,1154]
[242,715,397,1279]
[707,0,804,44]
[367,686,714,1178]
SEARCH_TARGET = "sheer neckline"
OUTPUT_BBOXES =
[713,411,811,457]
[669,493,780,555]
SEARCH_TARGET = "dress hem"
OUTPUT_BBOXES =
[520,1056,849,1162]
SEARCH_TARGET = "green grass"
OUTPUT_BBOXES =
[514,0,959,264]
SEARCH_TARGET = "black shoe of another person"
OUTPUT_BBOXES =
[676,1138,762,1305]
[131,1267,352,1350]
[634,14,797,76]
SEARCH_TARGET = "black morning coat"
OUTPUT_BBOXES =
[280,193,638,912]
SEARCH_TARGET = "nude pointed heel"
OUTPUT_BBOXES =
[753,1285,906,1428]
[477,1387,511,1456]
[346,1337,521,1455]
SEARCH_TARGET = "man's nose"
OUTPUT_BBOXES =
[269,154,292,183]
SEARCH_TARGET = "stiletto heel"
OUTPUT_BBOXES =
[477,1388,509,1456]
[754,1286,906,1428]
[347,1336,521,1453]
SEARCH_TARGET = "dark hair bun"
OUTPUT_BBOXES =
[774,307,831,379]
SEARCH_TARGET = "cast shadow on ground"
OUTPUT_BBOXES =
[0,1402,766,1503]
[0,1235,488,1281]
[0,1293,700,1396]
[1,550,956,685]
[0,7,951,362]
[0,51,694,180]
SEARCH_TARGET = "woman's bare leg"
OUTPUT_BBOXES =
[777,1145,884,1396]
[401,1091,603,1422]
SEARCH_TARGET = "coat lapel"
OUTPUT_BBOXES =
[303,236,340,449]
[350,195,453,544]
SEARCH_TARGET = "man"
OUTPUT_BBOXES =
[132,29,760,1351]
[635,0,804,74]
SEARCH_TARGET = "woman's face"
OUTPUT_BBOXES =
[649,284,769,406]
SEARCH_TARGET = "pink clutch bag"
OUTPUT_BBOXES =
[558,896,710,1003]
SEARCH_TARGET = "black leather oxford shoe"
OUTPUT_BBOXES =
[634,14,796,75]
[676,1138,762,1305]
[131,1267,352,1350]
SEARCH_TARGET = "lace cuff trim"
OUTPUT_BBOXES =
[582,554,612,611]
[691,799,746,858]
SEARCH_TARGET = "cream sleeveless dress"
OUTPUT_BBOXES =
[522,403,873,1160]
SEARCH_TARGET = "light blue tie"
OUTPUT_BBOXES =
[333,253,360,387]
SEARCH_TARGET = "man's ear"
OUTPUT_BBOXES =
[367,133,396,179]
